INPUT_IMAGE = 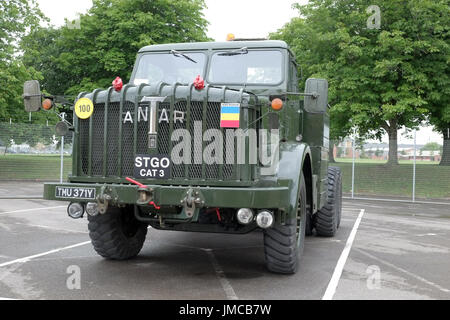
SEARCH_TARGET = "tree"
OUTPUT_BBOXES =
[375,149,383,157]
[0,0,47,123]
[421,142,442,152]
[356,139,367,159]
[21,0,211,96]
[270,10,353,164]
[407,1,449,165]
[272,0,448,165]
[0,0,44,62]
[440,128,450,165]
[427,75,450,165]
[21,27,68,95]
[0,60,48,122]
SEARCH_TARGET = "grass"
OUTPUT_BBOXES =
[0,154,449,200]
[336,158,440,165]
[333,161,450,200]
[0,154,72,181]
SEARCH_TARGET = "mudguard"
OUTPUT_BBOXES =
[276,142,313,220]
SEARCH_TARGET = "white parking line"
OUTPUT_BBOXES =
[344,197,450,206]
[13,222,88,234]
[322,209,365,300]
[204,249,239,300]
[0,206,66,216]
[0,241,91,268]
[355,248,450,293]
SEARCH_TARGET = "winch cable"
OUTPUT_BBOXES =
[205,208,222,222]
[149,201,161,210]
[125,177,147,188]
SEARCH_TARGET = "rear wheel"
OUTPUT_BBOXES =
[88,206,148,260]
[314,166,342,237]
[263,173,307,274]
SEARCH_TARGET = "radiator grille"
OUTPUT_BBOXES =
[77,93,255,183]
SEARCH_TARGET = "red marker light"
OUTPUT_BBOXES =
[194,75,205,90]
[112,76,123,92]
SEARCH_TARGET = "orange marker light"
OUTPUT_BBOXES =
[271,98,283,111]
[42,99,53,111]
[226,33,235,41]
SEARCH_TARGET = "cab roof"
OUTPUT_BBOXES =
[138,40,290,53]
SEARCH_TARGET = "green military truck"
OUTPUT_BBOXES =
[23,40,342,274]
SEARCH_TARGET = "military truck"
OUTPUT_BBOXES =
[24,40,342,274]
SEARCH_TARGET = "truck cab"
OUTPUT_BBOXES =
[24,40,342,274]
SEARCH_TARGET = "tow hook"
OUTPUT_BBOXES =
[181,189,204,218]
[97,196,109,214]
[126,177,154,205]
[96,185,115,214]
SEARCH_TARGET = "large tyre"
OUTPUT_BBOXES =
[88,206,148,260]
[314,166,342,237]
[263,173,307,274]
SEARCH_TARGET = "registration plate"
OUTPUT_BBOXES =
[55,187,96,200]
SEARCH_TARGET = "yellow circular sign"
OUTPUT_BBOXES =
[74,98,94,119]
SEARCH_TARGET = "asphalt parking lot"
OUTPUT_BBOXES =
[0,182,449,300]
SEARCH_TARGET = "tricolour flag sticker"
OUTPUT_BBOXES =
[220,103,241,128]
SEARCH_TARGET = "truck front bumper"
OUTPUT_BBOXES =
[43,182,290,210]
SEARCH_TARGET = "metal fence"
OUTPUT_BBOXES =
[332,129,450,203]
[1,121,449,203]
[0,121,72,183]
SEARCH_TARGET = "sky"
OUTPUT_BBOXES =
[36,0,303,40]
[35,0,443,144]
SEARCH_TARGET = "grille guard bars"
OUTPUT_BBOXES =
[72,81,260,185]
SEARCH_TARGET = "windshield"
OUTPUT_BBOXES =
[133,52,206,85]
[208,50,283,85]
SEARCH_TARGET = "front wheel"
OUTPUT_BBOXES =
[88,206,148,260]
[263,173,307,274]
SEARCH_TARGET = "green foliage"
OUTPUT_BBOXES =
[421,142,442,152]
[0,0,47,123]
[375,149,383,157]
[20,27,68,95]
[272,0,450,164]
[0,0,45,62]
[21,0,211,96]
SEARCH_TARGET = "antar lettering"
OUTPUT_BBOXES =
[123,107,185,124]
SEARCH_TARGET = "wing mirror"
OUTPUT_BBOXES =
[304,78,328,113]
[23,80,42,112]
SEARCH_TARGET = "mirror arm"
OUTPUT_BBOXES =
[54,95,75,106]
[42,95,74,106]
[284,92,320,99]
[23,94,43,99]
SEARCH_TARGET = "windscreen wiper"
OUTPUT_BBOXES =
[218,47,249,56]
[170,50,197,63]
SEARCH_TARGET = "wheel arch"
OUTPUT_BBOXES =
[277,142,313,220]
[302,153,313,216]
